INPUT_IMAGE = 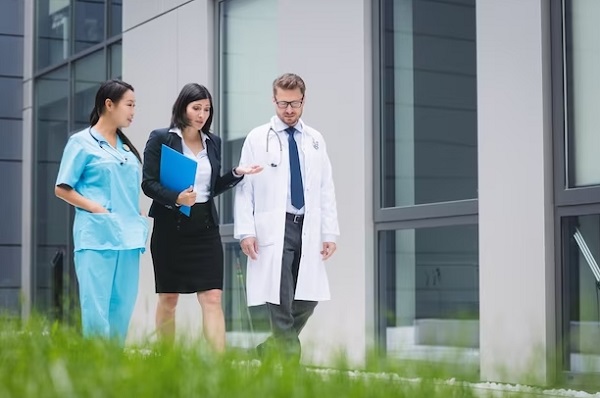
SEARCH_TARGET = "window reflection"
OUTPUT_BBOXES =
[110,0,122,37]
[381,225,479,362]
[35,67,70,313]
[33,0,122,317]
[36,0,71,70]
[36,0,120,71]
[73,50,106,130]
[380,0,477,208]
[219,0,277,224]
[74,0,105,52]
[563,215,600,373]
[564,0,600,187]
[109,42,122,79]
[223,243,270,347]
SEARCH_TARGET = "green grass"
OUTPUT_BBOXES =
[0,316,567,398]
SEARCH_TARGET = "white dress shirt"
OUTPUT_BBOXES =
[169,127,212,203]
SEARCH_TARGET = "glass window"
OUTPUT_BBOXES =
[31,1,121,317]
[74,0,106,53]
[0,0,23,317]
[109,42,122,79]
[36,0,71,70]
[562,215,600,373]
[564,1,600,187]
[380,0,477,208]
[380,224,479,361]
[35,66,70,312]
[34,246,60,314]
[73,50,106,130]
[223,243,270,346]
[109,0,122,38]
[218,0,277,224]
[36,67,70,164]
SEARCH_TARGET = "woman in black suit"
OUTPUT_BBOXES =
[141,83,262,351]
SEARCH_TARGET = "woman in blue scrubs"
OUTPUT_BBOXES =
[55,79,148,344]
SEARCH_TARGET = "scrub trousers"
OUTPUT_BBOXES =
[74,249,140,344]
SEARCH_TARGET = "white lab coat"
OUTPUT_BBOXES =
[234,117,340,306]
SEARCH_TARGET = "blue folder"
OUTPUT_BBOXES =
[160,144,197,216]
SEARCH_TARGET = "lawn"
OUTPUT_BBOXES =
[0,316,569,398]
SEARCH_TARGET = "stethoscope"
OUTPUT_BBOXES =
[265,126,319,167]
[88,127,130,165]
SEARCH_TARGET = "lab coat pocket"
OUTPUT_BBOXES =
[254,210,276,247]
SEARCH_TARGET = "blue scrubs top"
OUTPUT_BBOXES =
[56,127,148,252]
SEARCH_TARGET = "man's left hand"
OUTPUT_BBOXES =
[234,165,264,175]
[321,242,337,260]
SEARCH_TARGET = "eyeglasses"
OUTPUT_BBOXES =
[275,97,304,109]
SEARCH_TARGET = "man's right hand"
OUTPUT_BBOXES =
[240,237,258,260]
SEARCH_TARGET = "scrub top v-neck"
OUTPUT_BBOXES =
[55,127,148,252]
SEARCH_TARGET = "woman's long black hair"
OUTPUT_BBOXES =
[89,79,142,162]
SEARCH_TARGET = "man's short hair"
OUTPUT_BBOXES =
[272,73,306,96]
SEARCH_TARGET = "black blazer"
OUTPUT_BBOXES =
[141,127,242,225]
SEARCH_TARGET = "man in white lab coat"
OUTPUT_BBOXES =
[234,73,340,360]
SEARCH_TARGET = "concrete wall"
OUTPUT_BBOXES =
[274,0,374,365]
[477,0,555,384]
[123,0,216,341]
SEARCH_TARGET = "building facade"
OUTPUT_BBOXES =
[0,0,24,312]
[4,0,600,387]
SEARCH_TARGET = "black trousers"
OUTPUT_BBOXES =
[259,213,317,359]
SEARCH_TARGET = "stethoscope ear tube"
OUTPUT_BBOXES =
[265,125,319,167]
[88,127,129,165]
[266,126,283,167]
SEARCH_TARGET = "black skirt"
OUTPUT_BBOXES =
[150,202,223,293]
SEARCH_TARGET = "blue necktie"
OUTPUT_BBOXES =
[286,127,304,210]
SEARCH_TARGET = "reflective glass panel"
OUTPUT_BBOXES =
[564,1,600,187]
[74,0,105,53]
[219,0,277,224]
[562,215,600,373]
[36,0,71,70]
[380,224,479,363]
[380,0,477,207]
[35,66,70,313]
[223,243,270,347]
[73,50,106,130]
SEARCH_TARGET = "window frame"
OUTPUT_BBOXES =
[551,0,600,382]
[373,0,479,354]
